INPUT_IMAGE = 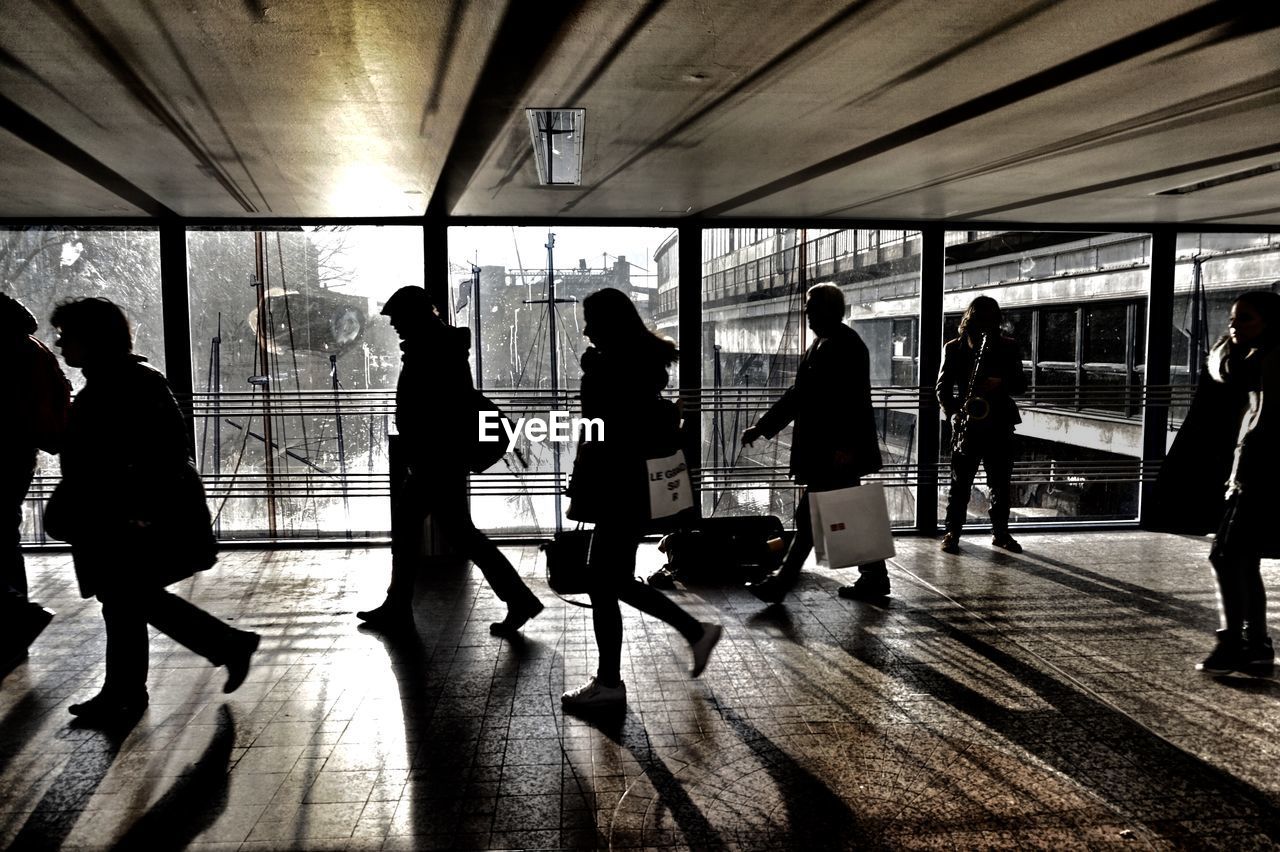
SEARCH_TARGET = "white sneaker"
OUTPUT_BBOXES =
[690,622,722,678]
[561,677,626,710]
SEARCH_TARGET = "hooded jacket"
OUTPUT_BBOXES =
[394,320,477,471]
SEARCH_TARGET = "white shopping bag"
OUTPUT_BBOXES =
[647,451,694,519]
[809,483,896,568]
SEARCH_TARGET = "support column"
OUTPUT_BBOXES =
[915,225,944,534]
[159,220,195,446]
[1140,230,1175,527]
[678,224,703,495]
[423,218,450,321]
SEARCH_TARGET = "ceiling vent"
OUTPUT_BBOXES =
[526,108,585,185]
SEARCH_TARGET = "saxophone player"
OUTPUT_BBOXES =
[936,296,1027,554]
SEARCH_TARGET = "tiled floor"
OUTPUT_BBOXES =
[1,532,1278,850]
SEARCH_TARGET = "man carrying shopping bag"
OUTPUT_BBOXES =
[740,283,890,603]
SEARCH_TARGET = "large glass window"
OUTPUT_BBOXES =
[448,226,677,535]
[701,228,922,528]
[186,226,422,539]
[4,226,163,543]
[1169,232,1280,432]
[944,232,1151,524]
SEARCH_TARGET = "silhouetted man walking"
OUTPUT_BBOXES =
[357,286,543,634]
[741,283,888,603]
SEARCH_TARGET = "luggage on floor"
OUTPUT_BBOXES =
[648,515,790,588]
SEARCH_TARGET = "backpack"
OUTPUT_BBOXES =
[469,390,522,473]
[21,337,72,453]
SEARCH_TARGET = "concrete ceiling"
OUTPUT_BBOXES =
[1,0,1278,225]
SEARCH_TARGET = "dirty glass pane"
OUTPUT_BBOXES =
[4,226,163,544]
[701,228,921,528]
[449,226,677,535]
[186,226,421,539]
[943,232,1149,524]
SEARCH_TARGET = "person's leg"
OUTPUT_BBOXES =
[359,471,427,626]
[2,451,36,603]
[387,472,428,606]
[0,452,52,669]
[433,472,542,621]
[563,527,630,709]
[101,594,149,697]
[145,587,260,692]
[749,488,812,601]
[984,436,1013,524]
[1202,513,1252,673]
[584,526,632,687]
[144,587,241,663]
[944,450,981,545]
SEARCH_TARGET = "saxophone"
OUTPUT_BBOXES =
[951,332,992,455]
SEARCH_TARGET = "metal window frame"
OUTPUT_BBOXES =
[7,216,1274,545]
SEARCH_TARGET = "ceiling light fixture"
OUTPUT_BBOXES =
[526,108,585,185]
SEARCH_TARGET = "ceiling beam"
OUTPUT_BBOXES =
[0,92,174,218]
[427,0,589,217]
[698,0,1279,217]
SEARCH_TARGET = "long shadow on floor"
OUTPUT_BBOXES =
[564,707,727,850]
[713,700,881,851]
[111,705,235,850]
[842,603,1280,845]
[367,617,514,843]
[7,717,136,850]
[977,548,1219,632]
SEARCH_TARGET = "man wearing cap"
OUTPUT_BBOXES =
[357,286,543,634]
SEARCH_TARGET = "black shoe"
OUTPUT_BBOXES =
[1244,634,1275,669]
[746,575,791,604]
[940,533,960,554]
[69,690,149,725]
[356,602,414,632]
[991,533,1023,553]
[838,578,890,601]
[646,567,677,590]
[489,598,544,636]
[223,630,261,694]
[1197,630,1245,675]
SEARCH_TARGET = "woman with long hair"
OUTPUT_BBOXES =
[1198,289,1280,674]
[561,287,721,710]
[49,298,258,724]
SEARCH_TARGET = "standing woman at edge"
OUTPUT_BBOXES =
[1198,289,1280,674]
[50,298,259,724]
[561,288,722,710]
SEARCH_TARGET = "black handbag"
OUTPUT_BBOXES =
[541,526,595,595]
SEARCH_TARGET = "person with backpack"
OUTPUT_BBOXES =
[356,285,543,635]
[1,292,65,673]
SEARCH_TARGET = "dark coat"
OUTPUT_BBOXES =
[936,333,1027,426]
[1148,367,1242,536]
[56,355,216,598]
[2,292,62,459]
[756,323,882,485]
[394,323,476,473]
[1206,335,1280,561]
[566,343,680,524]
